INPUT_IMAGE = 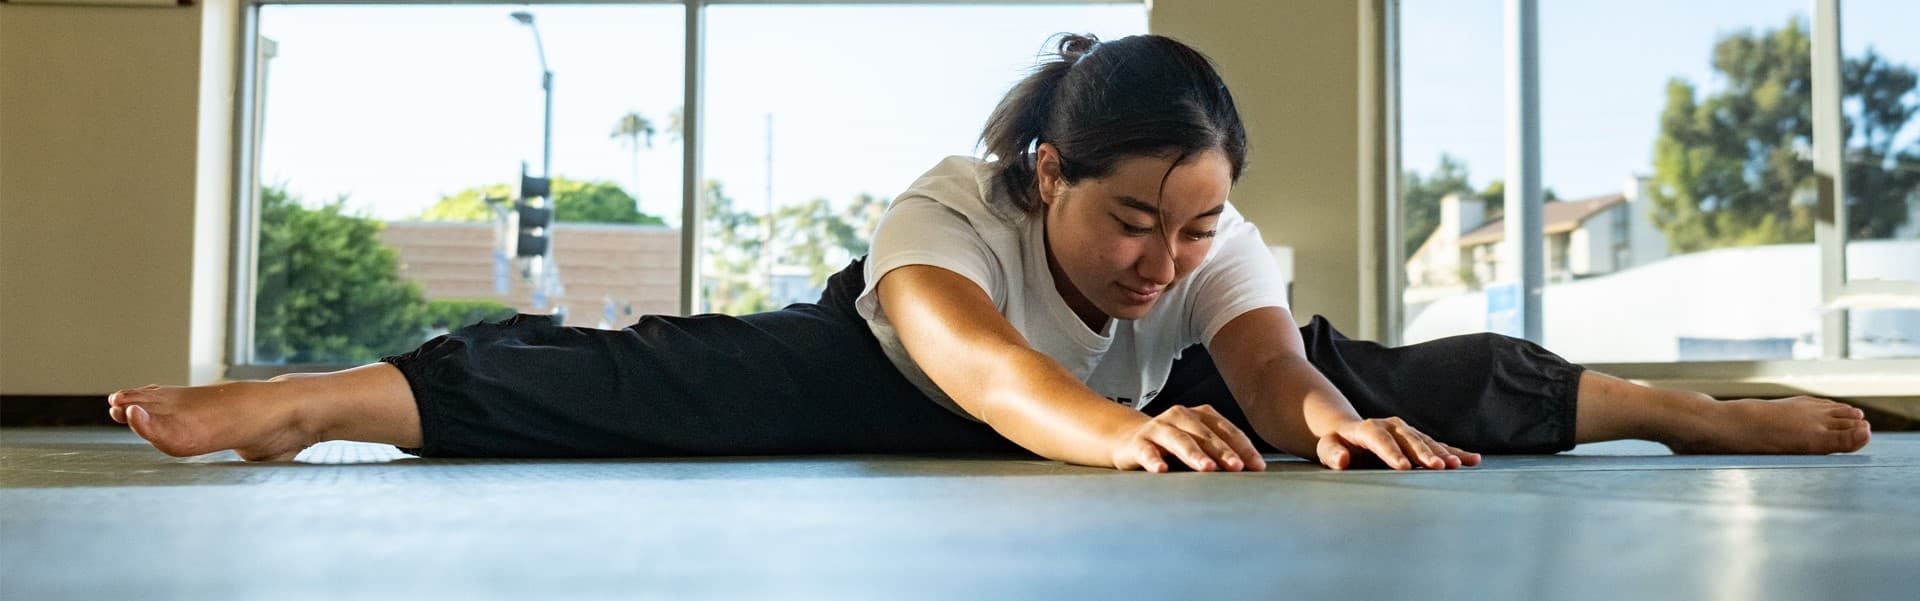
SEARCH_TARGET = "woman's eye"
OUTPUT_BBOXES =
[1114,216,1154,236]
[1185,230,1219,241]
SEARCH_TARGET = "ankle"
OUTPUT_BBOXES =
[1647,391,1722,447]
[260,378,329,447]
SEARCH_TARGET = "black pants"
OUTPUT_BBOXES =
[381,259,1583,458]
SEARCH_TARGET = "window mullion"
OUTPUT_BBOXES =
[1812,0,1850,359]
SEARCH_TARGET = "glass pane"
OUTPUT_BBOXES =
[1840,0,1920,359]
[1400,0,1824,362]
[700,4,1147,315]
[253,4,685,365]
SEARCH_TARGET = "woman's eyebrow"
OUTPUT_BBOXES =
[1112,195,1226,219]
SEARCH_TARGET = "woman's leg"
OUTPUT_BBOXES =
[1572,370,1871,454]
[110,260,1020,461]
[1153,316,1871,456]
[107,362,419,461]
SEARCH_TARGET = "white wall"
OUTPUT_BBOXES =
[1152,0,1364,331]
[1,2,237,394]
[1404,240,1920,362]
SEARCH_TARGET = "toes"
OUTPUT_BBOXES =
[1829,423,1871,454]
[112,385,166,406]
[109,405,128,424]
[126,405,191,458]
[1826,406,1864,419]
[126,404,156,439]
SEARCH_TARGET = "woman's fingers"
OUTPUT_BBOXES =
[1113,436,1174,473]
[1146,423,1221,472]
[1157,407,1246,471]
[1388,425,1448,470]
[1316,435,1352,470]
[1350,421,1413,470]
[1190,406,1266,472]
[1445,443,1482,466]
[1123,437,1169,473]
[1316,418,1482,471]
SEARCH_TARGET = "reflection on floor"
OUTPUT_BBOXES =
[4,428,1916,600]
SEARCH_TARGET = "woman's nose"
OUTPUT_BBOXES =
[1137,238,1176,285]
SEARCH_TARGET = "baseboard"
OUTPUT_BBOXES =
[1,395,115,427]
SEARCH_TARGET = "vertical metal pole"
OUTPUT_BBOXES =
[1504,0,1544,343]
[1813,0,1850,358]
[1382,0,1404,346]
[680,0,707,316]
[766,112,775,298]
[541,70,557,311]
[229,7,267,371]
[542,70,554,179]
[1360,0,1402,345]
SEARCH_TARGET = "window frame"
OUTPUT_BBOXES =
[1375,0,1920,397]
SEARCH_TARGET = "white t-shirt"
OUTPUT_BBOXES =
[854,156,1290,422]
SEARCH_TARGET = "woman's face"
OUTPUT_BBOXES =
[1035,143,1232,328]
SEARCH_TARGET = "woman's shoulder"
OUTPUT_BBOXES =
[888,156,1028,232]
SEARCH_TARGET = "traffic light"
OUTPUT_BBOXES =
[520,172,550,201]
[514,202,551,258]
[514,166,553,258]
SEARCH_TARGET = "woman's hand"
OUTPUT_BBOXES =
[1111,405,1268,473]
[1316,416,1481,470]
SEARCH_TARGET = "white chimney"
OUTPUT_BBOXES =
[1624,174,1668,266]
[1441,192,1486,238]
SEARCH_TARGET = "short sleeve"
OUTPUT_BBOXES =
[855,196,1002,320]
[1186,217,1291,346]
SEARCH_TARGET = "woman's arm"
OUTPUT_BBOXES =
[876,265,1260,471]
[1208,307,1479,470]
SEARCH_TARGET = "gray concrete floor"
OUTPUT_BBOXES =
[3,427,1916,601]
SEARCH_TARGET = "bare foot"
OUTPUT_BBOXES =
[1663,395,1872,455]
[107,380,316,461]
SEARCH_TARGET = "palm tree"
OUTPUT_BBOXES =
[664,106,684,144]
[610,111,656,201]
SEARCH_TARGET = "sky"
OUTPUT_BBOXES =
[256,1,1918,223]
[1402,0,1920,199]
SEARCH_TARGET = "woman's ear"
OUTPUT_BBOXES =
[1035,143,1062,206]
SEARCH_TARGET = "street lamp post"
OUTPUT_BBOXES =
[510,11,553,178]
[511,11,560,313]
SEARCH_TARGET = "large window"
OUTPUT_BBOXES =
[1396,0,1918,363]
[245,3,685,366]
[698,4,1146,314]
[234,1,1144,371]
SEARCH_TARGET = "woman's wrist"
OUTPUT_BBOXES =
[1300,391,1365,439]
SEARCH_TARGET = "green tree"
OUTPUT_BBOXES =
[701,180,770,314]
[254,185,430,363]
[1651,18,1920,253]
[420,299,518,333]
[1402,154,1475,258]
[701,183,888,315]
[418,178,667,225]
[1473,180,1559,224]
[1843,51,1920,238]
[770,192,889,287]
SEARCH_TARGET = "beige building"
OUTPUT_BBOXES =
[378,222,682,328]
[1405,176,1668,298]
